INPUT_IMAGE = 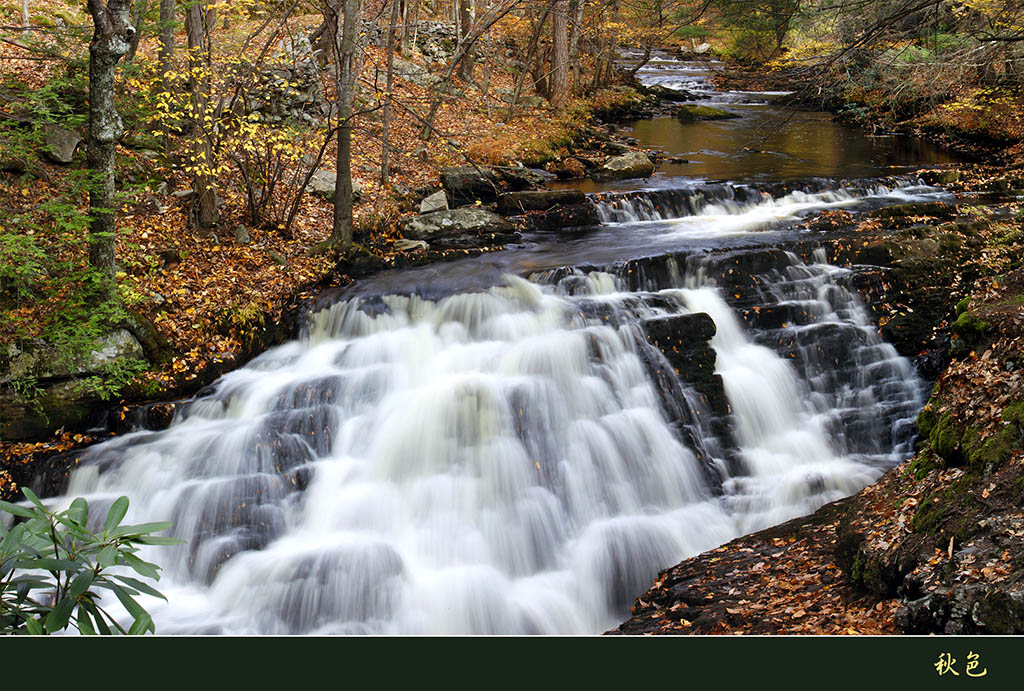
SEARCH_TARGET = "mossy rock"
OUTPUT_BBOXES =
[922,402,1022,472]
[929,412,965,467]
[912,476,982,537]
[675,104,740,123]
[951,310,988,339]
[955,297,971,317]
[920,169,962,185]
[983,176,1024,192]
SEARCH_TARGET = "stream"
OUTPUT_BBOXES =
[35,56,958,634]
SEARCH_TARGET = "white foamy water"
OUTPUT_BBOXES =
[592,181,951,230]
[47,250,922,635]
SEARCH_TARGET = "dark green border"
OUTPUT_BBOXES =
[5,635,1016,685]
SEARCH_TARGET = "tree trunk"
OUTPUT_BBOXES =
[158,0,175,78]
[185,1,219,229]
[399,0,411,56]
[567,0,583,89]
[550,0,569,109]
[457,0,474,82]
[86,0,135,297]
[126,0,148,61]
[381,0,401,186]
[321,0,360,253]
[21,0,30,39]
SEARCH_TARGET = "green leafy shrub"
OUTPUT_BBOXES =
[1,489,179,635]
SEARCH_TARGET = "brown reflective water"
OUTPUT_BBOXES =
[565,59,958,193]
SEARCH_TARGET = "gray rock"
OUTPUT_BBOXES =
[419,190,449,214]
[494,166,555,190]
[308,169,363,200]
[41,125,81,164]
[440,166,500,206]
[592,151,656,182]
[394,238,428,252]
[171,189,194,199]
[234,224,251,244]
[85,329,145,371]
[3,329,144,383]
[401,207,515,243]
[392,57,443,88]
[308,169,337,198]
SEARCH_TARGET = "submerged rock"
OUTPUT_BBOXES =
[675,104,740,123]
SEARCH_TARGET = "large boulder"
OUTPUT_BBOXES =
[308,169,363,201]
[440,166,500,206]
[592,151,656,182]
[510,204,600,232]
[1,330,147,441]
[401,207,518,248]
[41,125,81,165]
[4,330,144,381]
[645,84,693,102]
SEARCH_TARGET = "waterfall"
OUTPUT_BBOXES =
[48,247,923,634]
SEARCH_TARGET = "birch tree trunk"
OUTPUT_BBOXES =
[86,0,135,295]
[568,0,584,90]
[381,0,401,186]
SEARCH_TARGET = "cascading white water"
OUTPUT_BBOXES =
[50,247,922,634]
[592,180,951,226]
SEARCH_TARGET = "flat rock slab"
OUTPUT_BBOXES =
[401,207,515,242]
[496,189,587,214]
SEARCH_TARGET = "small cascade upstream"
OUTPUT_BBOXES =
[591,178,951,225]
[49,248,923,635]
